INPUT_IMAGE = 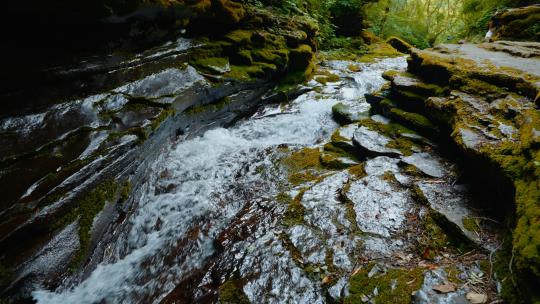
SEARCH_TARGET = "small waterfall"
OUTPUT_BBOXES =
[33,57,407,304]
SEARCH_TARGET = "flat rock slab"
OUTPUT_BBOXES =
[332,102,369,124]
[345,158,412,238]
[479,40,540,58]
[401,152,447,178]
[434,43,540,78]
[413,269,469,304]
[352,126,402,157]
[416,182,498,250]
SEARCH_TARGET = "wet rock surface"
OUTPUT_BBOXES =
[372,40,540,302]
[25,56,506,304]
[3,26,530,303]
[0,4,319,301]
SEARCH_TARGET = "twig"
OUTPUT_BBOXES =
[488,239,504,283]
[469,216,502,225]
[509,248,516,285]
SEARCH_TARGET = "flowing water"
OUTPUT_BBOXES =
[33,57,415,303]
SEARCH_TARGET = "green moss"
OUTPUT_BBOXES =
[418,211,451,260]
[348,164,367,179]
[282,190,306,227]
[225,63,275,80]
[314,70,340,85]
[450,76,508,100]
[324,248,338,274]
[345,265,424,304]
[386,36,413,54]
[119,181,131,203]
[219,276,250,304]
[339,181,360,232]
[108,126,148,144]
[348,64,362,72]
[359,118,416,137]
[231,49,253,65]
[151,107,175,131]
[251,48,288,67]
[330,128,350,144]
[282,148,322,171]
[357,42,403,63]
[386,137,416,156]
[444,265,462,284]
[276,192,293,204]
[513,179,540,277]
[185,97,231,115]
[389,108,438,134]
[190,57,230,74]
[402,164,425,177]
[382,70,400,81]
[131,127,149,144]
[289,44,314,72]
[320,152,354,170]
[430,210,476,253]
[462,216,480,233]
[52,180,118,268]
[224,29,253,45]
[289,171,320,185]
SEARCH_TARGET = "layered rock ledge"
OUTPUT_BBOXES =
[0,2,317,301]
[367,40,540,302]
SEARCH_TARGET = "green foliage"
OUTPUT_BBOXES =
[365,0,465,48]
[254,0,374,44]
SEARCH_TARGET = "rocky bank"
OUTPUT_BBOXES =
[367,40,540,302]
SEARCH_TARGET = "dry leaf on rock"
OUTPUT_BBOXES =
[432,283,456,293]
[466,292,488,303]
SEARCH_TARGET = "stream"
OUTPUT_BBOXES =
[32,56,499,303]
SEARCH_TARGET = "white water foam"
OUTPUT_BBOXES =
[33,57,406,304]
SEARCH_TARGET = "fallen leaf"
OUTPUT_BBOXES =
[466,292,488,304]
[418,260,439,270]
[432,283,456,293]
[322,276,332,284]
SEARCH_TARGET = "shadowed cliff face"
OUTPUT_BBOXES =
[0,0,247,116]
[0,1,320,301]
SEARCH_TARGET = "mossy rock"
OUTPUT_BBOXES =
[224,29,253,46]
[320,151,357,170]
[251,49,288,68]
[289,44,314,72]
[219,276,250,304]
[230,50,253,65]
[361,30,381,45]
[331,103,369,125]
[494,6,540,41]
[386,36,413,54]
[345,265,425,304]
[388,108,439,136]
[357,42,403,63]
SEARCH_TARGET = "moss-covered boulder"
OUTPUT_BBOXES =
[386,36,413,54]
[331,103,369,125]
[492,5,540,42]
[373,40,540,303]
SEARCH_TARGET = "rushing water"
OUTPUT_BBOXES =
[33,57,407,303]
